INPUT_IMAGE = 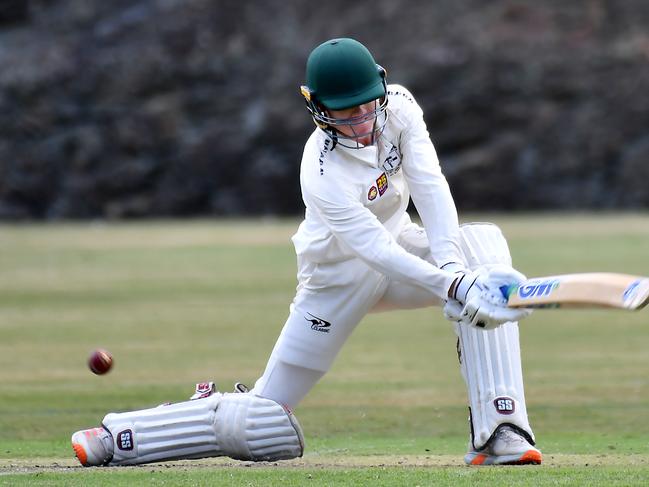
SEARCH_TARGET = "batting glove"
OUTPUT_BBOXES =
[444,266,532,329]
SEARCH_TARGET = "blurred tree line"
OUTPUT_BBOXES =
[0,0,648,219]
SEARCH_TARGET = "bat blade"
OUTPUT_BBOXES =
[502,273,649,310]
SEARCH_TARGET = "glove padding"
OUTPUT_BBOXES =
[444,265,532,329]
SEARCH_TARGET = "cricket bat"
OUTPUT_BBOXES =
[501,273,649,310]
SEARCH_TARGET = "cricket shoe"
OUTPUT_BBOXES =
[465,425,542,465]
[71,427,114,466]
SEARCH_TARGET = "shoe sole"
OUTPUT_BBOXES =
[466,449,542,466]
[72,442,88,466]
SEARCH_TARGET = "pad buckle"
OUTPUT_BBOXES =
[190,381,217,400]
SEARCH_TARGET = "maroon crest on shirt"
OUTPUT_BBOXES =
[376,173,388,196]
[368,186,378,201]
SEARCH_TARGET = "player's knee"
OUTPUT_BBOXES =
[216,393,305,461]
[460,222,512,268]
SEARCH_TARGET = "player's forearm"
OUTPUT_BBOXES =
[359,232,457,299]
[309,195,456,299]
[412,179,464,267]
[402,128,465,267]
[406,174,464,267]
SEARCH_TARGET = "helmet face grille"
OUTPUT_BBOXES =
[313,96,388,128]
[304,96,389,149]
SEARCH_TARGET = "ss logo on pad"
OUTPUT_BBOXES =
[117,429,134,450]
[494,397,515,415]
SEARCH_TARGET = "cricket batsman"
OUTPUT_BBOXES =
[72,38,542,467]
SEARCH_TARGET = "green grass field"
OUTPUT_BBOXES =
[1,214,649,486]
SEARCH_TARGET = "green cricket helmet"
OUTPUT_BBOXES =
[300,38,388,148]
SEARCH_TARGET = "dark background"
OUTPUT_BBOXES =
[1,0,648,220]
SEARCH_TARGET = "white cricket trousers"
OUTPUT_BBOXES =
[252,222,442,408]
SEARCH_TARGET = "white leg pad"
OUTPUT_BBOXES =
[102,393,304,465]
[456,222,535,449]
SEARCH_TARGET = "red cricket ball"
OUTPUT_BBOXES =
[88,349,113,375]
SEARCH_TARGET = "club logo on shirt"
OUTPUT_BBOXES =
[305,312,331,333]
[376,172,389,196]
[368,186,378,201]
[381,144,402,176]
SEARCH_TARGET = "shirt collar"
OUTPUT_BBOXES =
[336,142,380,168]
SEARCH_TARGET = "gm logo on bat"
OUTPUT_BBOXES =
[514,279,560,299]
[623,279,643,304]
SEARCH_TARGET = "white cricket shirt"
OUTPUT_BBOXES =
[292,84,464,300]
